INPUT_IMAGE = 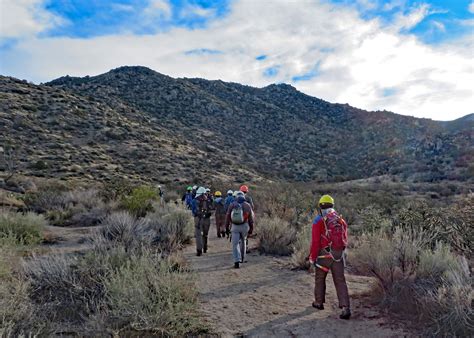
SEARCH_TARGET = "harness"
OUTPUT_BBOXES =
[315,211,345,272]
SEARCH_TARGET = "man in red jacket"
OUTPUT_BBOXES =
[309,194,351,319]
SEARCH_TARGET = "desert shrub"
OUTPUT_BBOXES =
[97,211,153,251]
[257,216,297,256]
[120,185,158,217]
[103,251,204,335]
[26,188,110,227]
[291,223,312,269]
[355,205,391,234]
[146,204,193,252]
[352,229,473,335]
[17,246,206,335]
[0,212,45,245]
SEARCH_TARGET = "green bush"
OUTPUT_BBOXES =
[257,216,297,256]
[120,186,158,217]
[0,212,45,245]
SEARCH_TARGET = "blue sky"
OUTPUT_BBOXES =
[0,0,473,120]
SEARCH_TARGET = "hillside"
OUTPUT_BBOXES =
[1,66,473,183]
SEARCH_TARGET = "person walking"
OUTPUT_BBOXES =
[225,191,254,269]
[239,185,254,209]
[182,186,193,209]
[192,187,213,256]
[213,191,227,238]
[309,195,351,319]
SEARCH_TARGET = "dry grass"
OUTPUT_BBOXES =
[257,216,297,256]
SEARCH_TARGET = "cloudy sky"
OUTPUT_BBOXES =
[0,0,473,120]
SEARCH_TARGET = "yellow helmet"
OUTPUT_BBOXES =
[214,191,222,197]
[319,194,334,206]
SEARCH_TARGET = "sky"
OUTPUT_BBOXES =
[0,0,473,121]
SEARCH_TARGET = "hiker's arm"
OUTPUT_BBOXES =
[225,205,233,229]
[247,205,254,234]
[309,218,321,263]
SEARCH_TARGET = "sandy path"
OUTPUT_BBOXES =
[185,229,409,337]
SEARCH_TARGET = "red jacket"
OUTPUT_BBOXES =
[309,208,348,262]
[309,214,330,262]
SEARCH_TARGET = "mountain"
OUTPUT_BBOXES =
[1,66,472,184]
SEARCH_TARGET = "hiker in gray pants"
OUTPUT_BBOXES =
[226,191,254,269]
[231,223,249,264]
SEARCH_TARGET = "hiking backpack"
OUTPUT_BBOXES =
[231,203,245,224]
[323,211,348,250]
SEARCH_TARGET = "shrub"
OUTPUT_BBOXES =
[146,204,194,252]
[103,251,204,335]
[352,229,473,336]
[97,211,153,251]
[120,186,158,217]
[257,216,297,256]
[18,246,206,335]
[290,223,312,269]
[0,212,45,245]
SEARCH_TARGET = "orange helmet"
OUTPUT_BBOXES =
[240,185,249,193]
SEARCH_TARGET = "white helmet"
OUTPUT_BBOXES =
[232,191,238,197]
[196,187,207,197]
[236,191,244,198]
[192,185,198,190]
[227,190,233,195]
[205,188,211,193]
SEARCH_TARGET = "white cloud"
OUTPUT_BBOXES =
[144,0,172,19]
[469,1,474,14]
[0,0,472,121]
[0,0,63,38]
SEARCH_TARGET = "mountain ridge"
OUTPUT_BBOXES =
[1,66,472,183]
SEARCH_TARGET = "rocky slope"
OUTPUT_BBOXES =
[1,66,472,183]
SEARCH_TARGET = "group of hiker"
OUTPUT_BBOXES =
[182,185,351,319]
[182,184,255,269]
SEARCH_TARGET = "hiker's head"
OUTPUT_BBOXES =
[195,186,206,198]
[236,191,245,202]
[227,190,233,196]
[318,195,334,209]
[187,186,192,192]
[192,185,198,191]
[215,191,222,197]
[240,185,249,194]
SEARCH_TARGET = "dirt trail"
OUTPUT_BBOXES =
[185,230,409,337]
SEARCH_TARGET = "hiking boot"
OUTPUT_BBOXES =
[203,248,207,253]
[217,233,221,238]
[196,250,202,256]
[234,262,240,269]
[340,307,351,319]
[312,302,324,310]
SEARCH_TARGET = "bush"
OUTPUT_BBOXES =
[257,216,297,256]
[146,204,194,252]
[17,246,207,335]
[0,212,45,245]
[352,229,473,336]
[291,223,311,269]
[120,186,158,217]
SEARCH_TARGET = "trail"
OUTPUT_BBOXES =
[184,228,409,337]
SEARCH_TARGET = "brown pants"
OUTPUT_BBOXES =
[314,249,350,308]
[194,217,211,251]
[215,213,226,235]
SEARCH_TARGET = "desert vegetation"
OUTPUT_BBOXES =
[0,180,206,336]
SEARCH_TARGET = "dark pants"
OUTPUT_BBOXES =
[314,249,350,308]
[194,217,211,251]
[215,213,226,236]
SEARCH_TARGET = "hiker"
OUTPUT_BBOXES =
[224,190,234,212]
[205,188,213,204]
[239,185,254,210]
[191,185,198,199]
[225,191,254,269]
[157,185,164,205]
[181,186,193,209]
[213,191,227,238]
[192,187,213,256]
[309,195,351,319]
